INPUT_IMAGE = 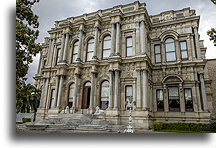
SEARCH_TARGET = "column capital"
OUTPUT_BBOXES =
[114,69,121,72]
[141,68,148,73]
[193,26,198,31]
[136,68,142,72]
[79,24,85,31]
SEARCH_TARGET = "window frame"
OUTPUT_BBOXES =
[126,36,133,57]
[86,38,95,62]
[180,41,188,60]
[165,38,177,62]
[167,86,180,112]
[102,35,111,59]
[56,48,61,65]
[72,40,79,63]
[100,80,110,110]
[125,85,133,110]
[156,89,164,111]
[154,44,162,63]
[184,88,194,112]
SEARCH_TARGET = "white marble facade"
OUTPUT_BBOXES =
[35,1,215,129]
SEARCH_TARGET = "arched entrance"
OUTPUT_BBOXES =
[82,81,91,109]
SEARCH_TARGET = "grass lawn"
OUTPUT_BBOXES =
[155,130,213,133]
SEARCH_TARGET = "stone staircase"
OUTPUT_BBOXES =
[18,113,125,133]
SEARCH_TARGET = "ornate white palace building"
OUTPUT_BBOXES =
[35,1,215,129]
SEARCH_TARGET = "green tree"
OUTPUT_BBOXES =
[211,0,216,4]
[16,0,42,112]
[16,83,41,113]
[207,0,216,46]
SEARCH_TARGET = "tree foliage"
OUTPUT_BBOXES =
[16,0,42,112]
[16,83,41,113]
[211,0,216,4]
[207,0,216,46]
[207,28,216,46]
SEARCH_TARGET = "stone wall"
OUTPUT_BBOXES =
[206,59,216,120]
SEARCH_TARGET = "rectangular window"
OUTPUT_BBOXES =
[180,41,188,60]
[168,86,180,112]
[72,43,78,63]
[126,37,133,57]
[125,85,133,110]
[156,89,164,111]
[154,45,161,63]
[49,89,55,109]
[56,48,61,65]
[184,88,193,112]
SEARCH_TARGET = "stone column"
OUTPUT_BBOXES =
[110,23,116,57]
[47,38,55,66]
[135,21,140,54]
[89,72,96,109]
[179,84,185,112]
[190,36,196,59]
[93,27,99,60]
[199,73,209,111]
[76,29,83,61]
[39,78,49,108]
[140,21,145,54]
[108,70,114,109]
[175,39,181,61]
[60,34,65,62]
[150,42,155,64]
[37,53,42,74]
[115,22,121,56]
[195,84,202,112]
[161,42,166,63]
[136,69,142,110]
[186,35,193,60]
[163,85,169,112]
[52,76,59,108]
[142,69,148,110]
[62,33,69,62]
[72,74,79,110]
[192,86,198,112]
[114,70,120,110]
[56,75,64,108]
[193,27,201,59]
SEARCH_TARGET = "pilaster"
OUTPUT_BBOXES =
[62,33,70,62]
[92,27,99,60]
[108,70,114,109]
[56,75,64,109]
[175,39,181,62]
[136,69,142,110]
[110,23,116,57]
[193,26,201,59]
[142,69,148,110]
[199,73,209,112]
[115,22,121,56]
[114,70,120,110]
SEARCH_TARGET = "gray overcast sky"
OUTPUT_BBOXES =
[26,0,216,84]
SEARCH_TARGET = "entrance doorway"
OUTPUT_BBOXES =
[82,82,91,109]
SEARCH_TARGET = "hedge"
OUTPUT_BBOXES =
[22,118,31,123]
[153,122,216,132]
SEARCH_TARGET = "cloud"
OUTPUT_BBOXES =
[27,0,216,84]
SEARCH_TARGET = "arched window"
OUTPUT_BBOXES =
[100,80,109,110]
[165,38,176,62]
[86,38,94,61]
[102,36,111,59]
[68,83,75,108]
[72,41,79,63]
